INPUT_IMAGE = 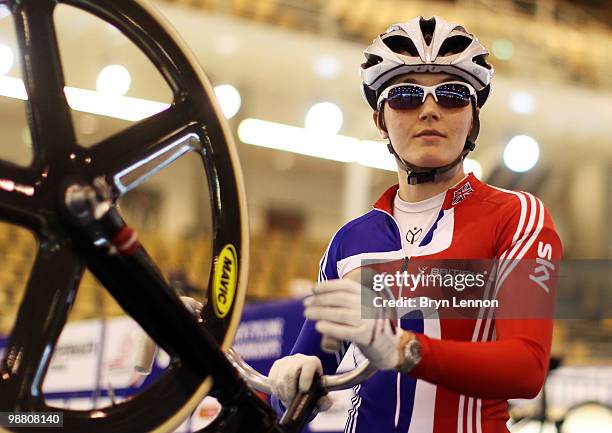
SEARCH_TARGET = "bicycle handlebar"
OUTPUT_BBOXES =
[226,347,377,394]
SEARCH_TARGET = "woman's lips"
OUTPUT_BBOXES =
[414,129,446,141]
[416,134,445,142]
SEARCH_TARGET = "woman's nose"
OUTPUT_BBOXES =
[418,94,441,121]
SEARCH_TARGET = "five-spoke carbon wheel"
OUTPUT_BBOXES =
[0,0,248,432]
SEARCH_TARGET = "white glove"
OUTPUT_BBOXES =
[304,278,402,371]
[268,354,332,411]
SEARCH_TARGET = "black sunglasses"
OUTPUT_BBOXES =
[377,81,476,110]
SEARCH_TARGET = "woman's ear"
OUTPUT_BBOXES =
[373,111,388,138]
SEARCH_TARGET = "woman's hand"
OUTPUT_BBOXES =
[268,354,332,411]
[304,278,403,371]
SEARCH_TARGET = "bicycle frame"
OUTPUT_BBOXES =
[0,1,374,431]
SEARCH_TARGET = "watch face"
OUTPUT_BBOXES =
[409,341,421,359]
[405,339,421,362]
[399,339,422,373]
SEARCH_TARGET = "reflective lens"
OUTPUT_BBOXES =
[435,83,472,108]
[384,83,473,110]
[387,85,424,110]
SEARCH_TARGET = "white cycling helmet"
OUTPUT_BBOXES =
[360,16,494,111]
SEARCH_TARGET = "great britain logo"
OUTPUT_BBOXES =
[452,182,474,205]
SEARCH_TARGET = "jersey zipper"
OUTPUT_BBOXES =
[373,204,443,432]
[372,208,411,259]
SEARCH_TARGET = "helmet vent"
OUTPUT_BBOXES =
[361,53,383,69]
[472,54,492,70]
[383,35,419,56]
[438,35,473,56]
[419,17,436,46]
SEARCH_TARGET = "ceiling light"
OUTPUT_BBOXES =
[313,55,341,79]
[0,5,10,21]
[239,120,399,171]
[305,102,343,135]
[214,84,241,119]
[0,43,14,75]
[64,87,168,121]
[463,158,483,179]
[238,118,356,162]
[0,75,27,99]
[357,140,396,171]
[503,135,540,173]
[492,39,513,61]
[216,35,238,56]
[0,76,168,121]
[96,64,131,97]
[509,91,535,114]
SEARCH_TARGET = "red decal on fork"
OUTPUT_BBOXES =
[112,226,140,255]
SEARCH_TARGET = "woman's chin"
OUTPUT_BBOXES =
[395,142,461,168]
[403,154,454,168]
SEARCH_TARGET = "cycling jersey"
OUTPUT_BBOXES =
[284,173,562,433]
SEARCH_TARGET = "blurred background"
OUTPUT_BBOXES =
[0,0,610,430]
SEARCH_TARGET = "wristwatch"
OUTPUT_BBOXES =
[397,331,422,373]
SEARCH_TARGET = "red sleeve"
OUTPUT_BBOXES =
[410,194,562,399]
